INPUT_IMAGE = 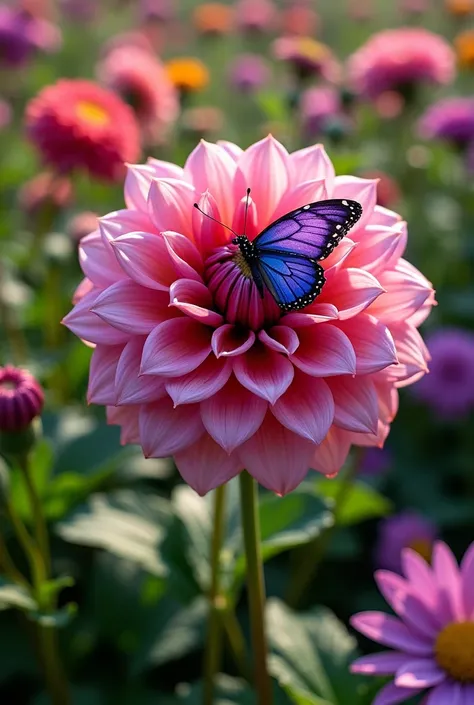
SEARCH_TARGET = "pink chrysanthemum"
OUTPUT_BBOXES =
[63,136,434,496]
[347,28,456,100]
[351,541,474,704]
[97,46,179,144]
[25,79,141,182]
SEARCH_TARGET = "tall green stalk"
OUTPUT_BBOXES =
[239,471,273,705]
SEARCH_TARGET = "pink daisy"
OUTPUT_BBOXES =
[351,541,474,704]
[97,45,179,144]
[63,136,434,496]
[347,28,456,100]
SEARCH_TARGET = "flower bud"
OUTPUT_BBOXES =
[0,366,44,458]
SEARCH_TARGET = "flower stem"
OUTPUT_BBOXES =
[18,454,51,574]
[285,449,365,608]
[239,471,273,705]
[203,484,226,705]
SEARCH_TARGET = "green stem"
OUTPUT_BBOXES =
[203,484,226,705]
[0,532,30,589]
[221,607,251,681]
[239,471,272,705]
[19,454,51,574]
[36,624,70,705]
[285,449,365,608]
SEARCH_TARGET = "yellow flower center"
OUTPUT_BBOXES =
[435,622,474,682]
[76,101,110,126]
[297,38,329,62]
[407,538,433,563]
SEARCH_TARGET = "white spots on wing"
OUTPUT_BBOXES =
[303,205,311,210]
[342,199,348,206]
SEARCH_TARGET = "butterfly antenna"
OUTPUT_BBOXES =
[193,202,237,237]
[243,187,251,237]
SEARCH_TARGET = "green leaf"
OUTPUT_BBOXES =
[0,578,37,612]
[267,599,366,705]
[30,602,77,628]
[38,575,75,604]
[8,439,54,520]
[314,478,391,526]
[56,490,171,577]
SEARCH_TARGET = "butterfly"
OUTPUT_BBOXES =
[231,197,363,311]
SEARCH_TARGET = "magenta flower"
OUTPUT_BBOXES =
[351,541,474,704]
[228,54,271,94]
[63,136,434,496]
[347,28,455,100]
[0,365,44,432]
[0,5,61,67]
[234,0,277,34]
[375,511,437,573]
[418,97,474,148]
[412,328,474,419]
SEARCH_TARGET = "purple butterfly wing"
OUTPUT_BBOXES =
[253,199,363,261]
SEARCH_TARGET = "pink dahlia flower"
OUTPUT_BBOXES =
[347,28,456,100]
[97,45,179,144]
[63,136,434,496]
[351,541,474,704]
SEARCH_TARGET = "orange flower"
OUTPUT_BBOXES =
[455,29,474,68]
[165,57,210,92]
[445,0,473,16]
[193,3,234,36]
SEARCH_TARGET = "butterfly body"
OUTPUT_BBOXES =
[232,198,363,312]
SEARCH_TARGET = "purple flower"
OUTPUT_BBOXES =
[0,365,44,432]
[138,0,176,23]
[59,0,98,23]
[375,511,437,574]
[413,328,474,419]
[0,5,61,67]
[228,54,270,93]
[418,97,474,148]
[359,447,392,477]
[351,541,474,705]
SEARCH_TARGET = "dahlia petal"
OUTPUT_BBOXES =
[99,208,155,245]
[385,323,430,386]
[375,571,440,639]
[258,326,299,355]
[62,291,130,346]
[350,612,433,655]
[432,541,464,621]
[283,303,339,328]
[124,164,158,213]
[185,140,236,224]
[107,406,140,445]
[233,343,294,404]
[461,542,474,618]
[165,356,232,406]
[140,398,205,457]
[372,681,423,705]
[148,178,195,239]
[193,190,229,254]
[110,231,175,290]
[88,345,123,405]
[174,434,242,496]
[370,269,432,324]
[328,375,379,435]
[146,157,185,181]
[331,175,377,229]
[79,229,126,287]
[235,135,290,228]
[231,192,259,242]
[200,376,267,453]
[291,325,356,377]
[212,325,256,358]
[217,141,244,161]
[91,280,172,334]
[141,318,212,377]
[426,683,464,705]
[169,279,224,327]
[337,315,398,374]
[272,372,334,444]
[347,420,390,449]
[346,223,407,275]
[372,205,402,228]
[407,291,436,328]
[115,338,167,405]
[270,178,327,221]
[375,380,399,424]
[162,230,204,282]
[320,268,385,320]
[73,277,94,304]
[289,144,335,194]
[238,413,314,494]
[311,427,351,475]
[351,652,410,676]
[395,660,445,689]
[322,237,357,271]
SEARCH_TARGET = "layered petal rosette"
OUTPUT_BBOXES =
[63,136,434,495]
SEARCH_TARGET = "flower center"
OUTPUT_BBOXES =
[435,622,474,682]
[407,538,433,563]
[75,101,110,126]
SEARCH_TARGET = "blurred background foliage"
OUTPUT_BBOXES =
[1,0,474,703]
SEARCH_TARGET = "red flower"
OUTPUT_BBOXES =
[25,79,141,182]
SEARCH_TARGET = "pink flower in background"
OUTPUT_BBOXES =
[300,86,343,139]
[418,97,474,148]
[64,136,434,495]
[348,28,455,100]
[375,511,437,573]
[351,541,474,704]
[97,45,179,144]
[228,54,271,94]
[273,36,341,82]
[234,0,278,35]
[0,4,61,67]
